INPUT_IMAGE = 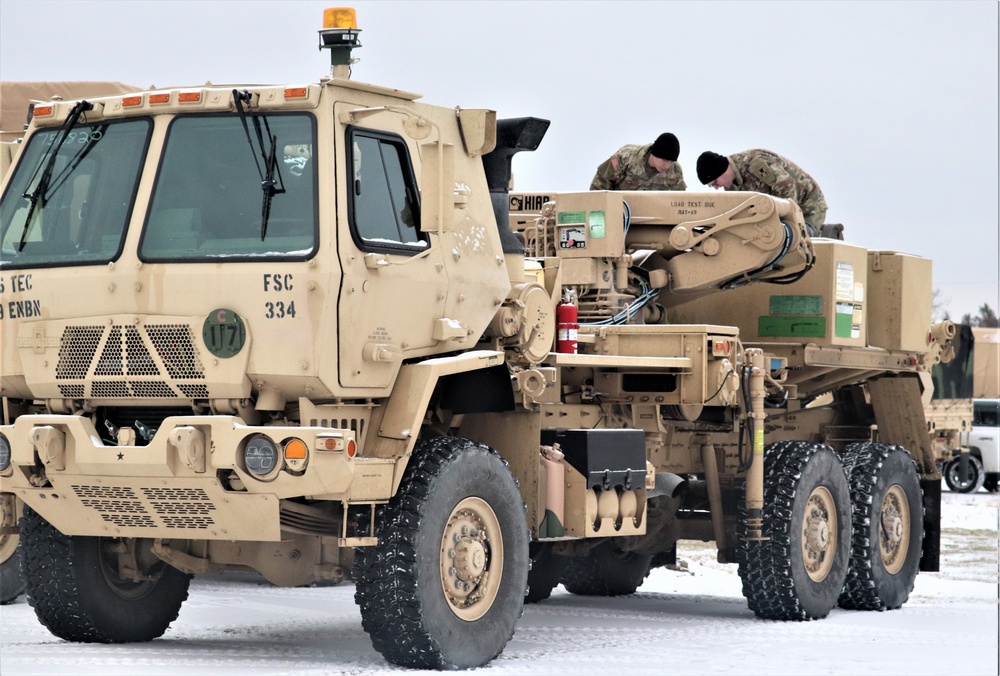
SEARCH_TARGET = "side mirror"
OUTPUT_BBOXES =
[456,108,497,157]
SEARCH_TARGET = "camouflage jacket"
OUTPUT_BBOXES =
[726,149,827,226]
[589,143,686,191]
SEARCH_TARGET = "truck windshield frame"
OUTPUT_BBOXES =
[0,117,152,270]
[139,113,318,263]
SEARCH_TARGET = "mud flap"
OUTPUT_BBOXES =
[868,376,936,473]
[868,375,940,572]
[920,478,941,572]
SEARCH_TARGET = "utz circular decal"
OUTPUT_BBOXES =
[203,308,247,359]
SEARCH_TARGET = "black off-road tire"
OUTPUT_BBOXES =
[737,441,851,620]
[353,437,529,670]
[944,455,985,493]
[560,540,653,597]
[0,497,25,605]
[838,443,923,611]
[1,548,25,605]
[525,542,567,603]
[19,506,191,642]
[983,474,999,493]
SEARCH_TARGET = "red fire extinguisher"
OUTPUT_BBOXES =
[556,290,579,354]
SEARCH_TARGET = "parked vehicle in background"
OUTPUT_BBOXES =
[929,326,1000,493]
[957,399,1000,493]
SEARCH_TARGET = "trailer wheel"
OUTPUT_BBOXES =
[738,441,851,620]
[838,443,923,610]
[944,455,985,493]
[353,437,528,670]
[984,475,999,493]
[525,542,567,603]
[560,540,652,597]
[0,496,25,605]
[19,506,190,642]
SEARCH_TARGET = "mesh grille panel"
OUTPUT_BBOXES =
[59,385,85,398]
[130,381,177,398]
[126,327,158,375]
[54,322,209,399]
[56,326,103,379]
[178,384,210,398]
[94,327,124,376]
[147,325,205,379]
[91,382,130,398]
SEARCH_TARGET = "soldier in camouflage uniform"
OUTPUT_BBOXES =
[696,149,827,235]
[590,132,686,191]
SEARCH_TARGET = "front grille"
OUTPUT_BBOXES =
[54,322,207,399]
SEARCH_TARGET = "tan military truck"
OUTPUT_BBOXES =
[0,8,952,670]
[928,325,1000,492]
[0,79,143,605]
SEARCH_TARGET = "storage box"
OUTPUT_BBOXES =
[669,240,868,347]
[866,251,932,352]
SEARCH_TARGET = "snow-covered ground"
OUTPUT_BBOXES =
[1,490,997,675]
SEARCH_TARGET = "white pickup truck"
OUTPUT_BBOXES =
[945,399,1000,493]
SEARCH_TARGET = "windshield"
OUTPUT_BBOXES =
[140,114,316,261]
[0,118,151,268]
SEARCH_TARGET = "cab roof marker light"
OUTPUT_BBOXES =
[149,93,171,104]
[33,105,53,117]
[284,87,308,99]
[122,95,143,107]
[178,92,201,103]
[319,7,362,80]
[323,7,357,29]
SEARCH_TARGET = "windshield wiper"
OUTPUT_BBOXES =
[232,90,285,241]
[16,100,94,251]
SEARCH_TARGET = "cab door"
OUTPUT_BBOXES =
[333,103,447,390]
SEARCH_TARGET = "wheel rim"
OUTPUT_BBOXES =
[439,497,503,622]
[879,484,911,575]
[801,486,838,582]
[947,461,974,489]
[98,540,164,601]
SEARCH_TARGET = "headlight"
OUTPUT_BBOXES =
[0,434,10,472]
[243,435,280,478]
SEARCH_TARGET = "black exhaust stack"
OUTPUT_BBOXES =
[481,117,550,254]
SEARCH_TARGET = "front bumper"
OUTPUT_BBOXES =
[0,414,385,541]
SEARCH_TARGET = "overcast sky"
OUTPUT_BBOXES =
[1,0,997,320]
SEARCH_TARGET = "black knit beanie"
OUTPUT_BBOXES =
[649,133,680,162]
[697,151,729,184]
